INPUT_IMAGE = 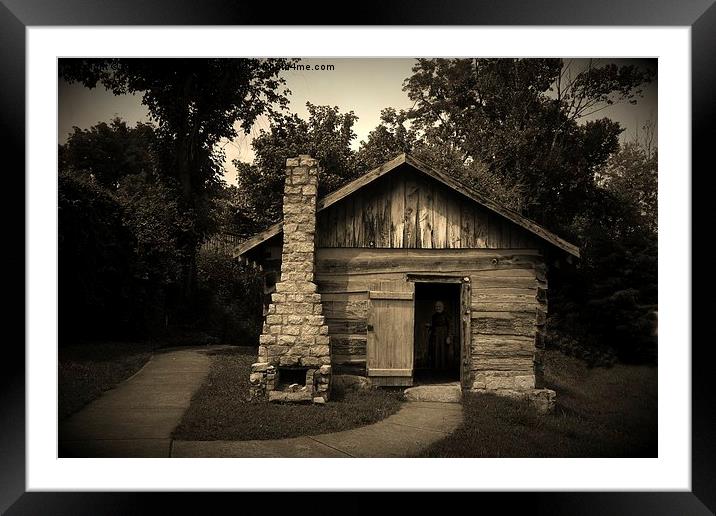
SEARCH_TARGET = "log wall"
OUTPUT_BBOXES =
[315,247,545,387]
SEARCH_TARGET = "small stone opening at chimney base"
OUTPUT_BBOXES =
[277,367,312,392]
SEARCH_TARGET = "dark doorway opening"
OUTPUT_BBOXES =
[413,282,461,384]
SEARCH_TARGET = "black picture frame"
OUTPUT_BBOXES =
[2,1,713,513]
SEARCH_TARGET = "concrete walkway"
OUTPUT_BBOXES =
[59,347,463,458]
[59,347,211,458]
[172,402,463,458]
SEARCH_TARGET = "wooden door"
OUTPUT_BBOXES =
[460,280,472,389]
[367,287,415,386]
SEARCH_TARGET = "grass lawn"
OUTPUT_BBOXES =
[173,347,403,441]
[420,350,657,457]
[58,341,153,420]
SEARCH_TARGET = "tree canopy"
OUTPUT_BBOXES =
[360,58,654,233]
[58,57,657,362]
[60,58,293,311]
[233,102,362,236]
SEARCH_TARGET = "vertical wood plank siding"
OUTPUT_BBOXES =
[317,169,538,249]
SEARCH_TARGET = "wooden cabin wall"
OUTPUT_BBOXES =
[534,261,548,388]
[315,247,545,384]
[316,170,539,250]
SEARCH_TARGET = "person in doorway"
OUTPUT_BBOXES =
[427,300,452,370]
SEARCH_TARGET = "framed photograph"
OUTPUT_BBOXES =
[4,0,713,513]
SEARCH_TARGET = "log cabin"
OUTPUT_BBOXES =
[237,153,579,408]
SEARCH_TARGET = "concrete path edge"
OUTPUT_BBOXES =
[59,347,464,458]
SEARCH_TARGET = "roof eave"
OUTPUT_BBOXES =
[235,152,580,259]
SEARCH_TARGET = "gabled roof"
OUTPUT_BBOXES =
[235,153,580,258]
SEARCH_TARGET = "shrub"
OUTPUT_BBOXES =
[195,249,264,345]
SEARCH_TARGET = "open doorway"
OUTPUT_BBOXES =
[413,282,461,384]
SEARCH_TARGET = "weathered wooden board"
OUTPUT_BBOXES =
[369,290,414,300]
[487,213,501,248]
[433,185,448,248]
[472,311,537,336]
[317,206,332,247]
[472,268,537,278]
[472,334,536,353]
[475,208,489,248]
[326,318,368,335]
[371,376,413,387]
[447,198,461,248]
[333,361,366,375]
[317,247,542,260]
[317,271,409,286]
[342,197,354,247]
[471,301,539,313]
[320,292,368,303]
[332,354,367,363]
[319,262,539,277]
[471,275,538,289]
[473,291,538,305]
[353,194,364,246]
[317,279,373,293]
[390,176,405,248]
[363,189,377,247]
[316,248,542,274]
[331,334,367,356]
[316,170,542,250]
[460,281,472,388]
[375,184,391,248]
[404,175,419,248]
[473,287,537,295]
[471,356,535,372]
[418,178,434,248]
[367,288,414,378]
[460,201,475,248]
[369,368,412,376]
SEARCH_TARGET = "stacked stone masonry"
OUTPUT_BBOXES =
[250,156,331,403]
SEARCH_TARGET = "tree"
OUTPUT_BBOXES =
[60,58,293,309]
[59,119,191,339]
[356,108,416,169]
[357,108,530,212]
[59,170,135,339]
[59,118,157,188]
[394,58,654,232]
[548,134,658,364]
[233,103,361,236]
[599,138,658,233]
[367,58,657,363]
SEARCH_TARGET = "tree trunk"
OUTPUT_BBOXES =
[173,74,201,315]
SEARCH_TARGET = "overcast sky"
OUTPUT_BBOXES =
[58,58,657,186]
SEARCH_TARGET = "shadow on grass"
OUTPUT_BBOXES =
[172,346,403,441]
[420,350,657,458]
[58,341,153,420]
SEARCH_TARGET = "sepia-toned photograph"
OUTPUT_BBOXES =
[57,57,658,459]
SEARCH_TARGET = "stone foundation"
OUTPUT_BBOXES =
[250,156,331,403]
[471,387,556,414]
[471,371,536,391]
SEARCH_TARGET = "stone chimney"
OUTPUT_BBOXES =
[249,155,331,403]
